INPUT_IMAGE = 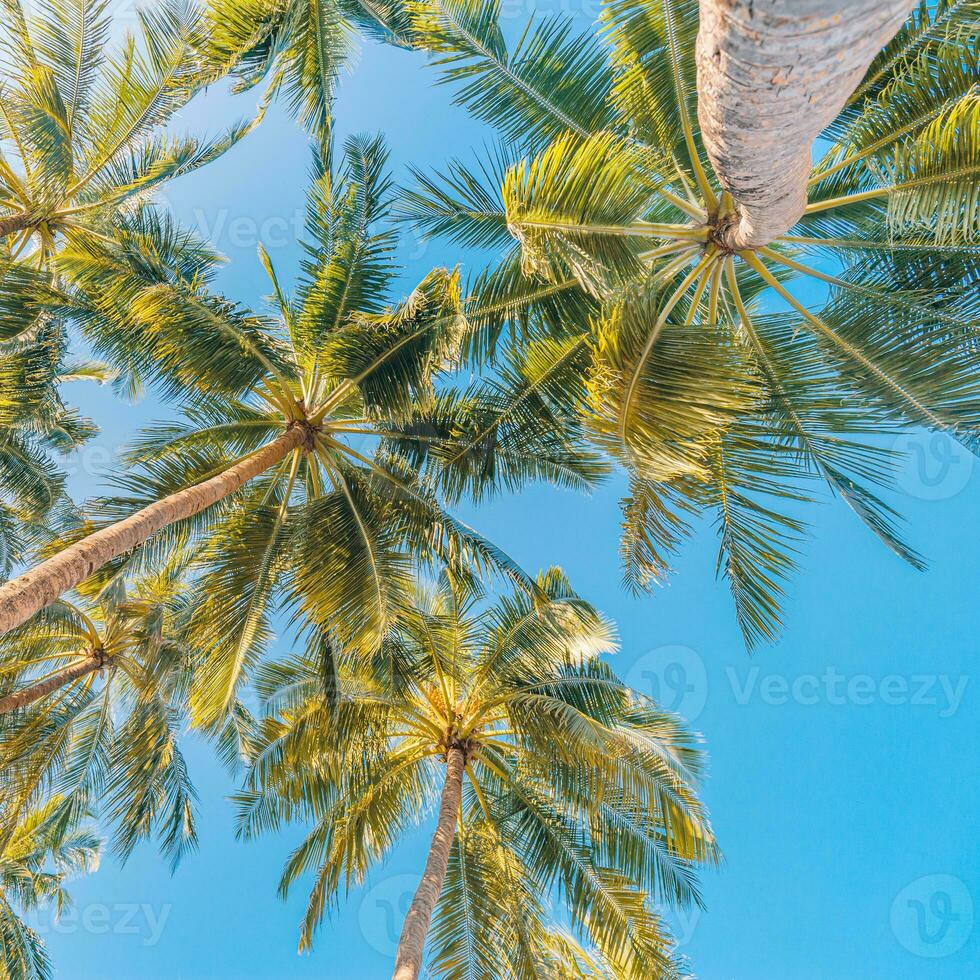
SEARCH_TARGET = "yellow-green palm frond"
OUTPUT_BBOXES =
[0,794,100,980]
[397,0,980,648]
[0,572,199,869]
[236,570,716,974]
[409,0,614,150]
[0,0,256,266]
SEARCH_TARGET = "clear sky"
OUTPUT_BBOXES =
[32,7,979,978]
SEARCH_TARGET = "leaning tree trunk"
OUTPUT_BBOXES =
[392,745,466,980]
[0,426,305,638]
[0,211,33,238]
[695,0,917,249]
[0,651,104,715]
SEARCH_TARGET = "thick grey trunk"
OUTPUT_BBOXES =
[392,745,465,980]
[0,652,102,715]
[0,426,305,638]
[695,0,916,248]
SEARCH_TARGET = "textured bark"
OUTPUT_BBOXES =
[696,0,917,248]
[0,426,305,638]
[0,651,102,715]
[0,211,34,237]
[392,746,465,980]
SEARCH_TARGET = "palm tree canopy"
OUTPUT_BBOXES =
[25,134,605,729]
[0,795,100,980]
[0,0,264,579]
[236,569,719,978]
[0,0,259,265]
[395,0,980,647]
[0,561,200,870]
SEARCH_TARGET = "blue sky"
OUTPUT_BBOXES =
[34,10,979,979]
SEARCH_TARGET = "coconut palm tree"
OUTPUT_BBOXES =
[695,0,919,249]
[396,0,980,645]
[0,561,200,868]
[197,0,415,146]
[0,136,601,672]
[0,266,110,582]
[0,0,258,262]
[236,570,719,980]
[0,794,100,980]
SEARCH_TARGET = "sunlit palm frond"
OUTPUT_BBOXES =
[237,571,716,975]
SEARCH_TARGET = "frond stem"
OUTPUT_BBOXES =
[742,251,954,434]
[620,250,716,444]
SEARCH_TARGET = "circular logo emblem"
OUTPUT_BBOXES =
[358,873,420,958]
[890,874,974,958]
[624,644,708,721]
[892,432,973,501]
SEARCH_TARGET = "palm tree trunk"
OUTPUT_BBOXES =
[0,211,33,237]
[695,0,916,249]
[392,745,465,980]
[0,652,102,715]
[0,426,305,638]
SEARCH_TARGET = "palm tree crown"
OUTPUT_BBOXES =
[396,0,980,645]
[237,570,719,979]
[0,561,200,870]
[0,795,100,980]
[0,0,257,266]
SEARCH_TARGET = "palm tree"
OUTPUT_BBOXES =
[0,302,107,580]
[236,570,719,979]
[695,0,918,248]
[0,136,599,678]
[396,0,980,645]
[0,0,257,262]
[0,795,100,980]
[0,562,199,867]
[197,0,415,145]
[0,0,256,578]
